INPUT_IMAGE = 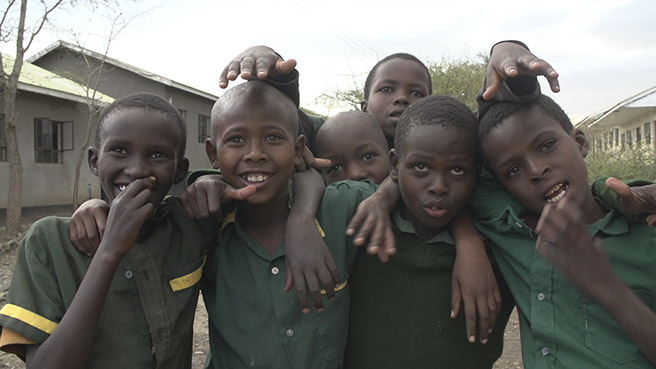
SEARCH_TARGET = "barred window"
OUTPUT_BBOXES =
[34,118,73,164]
[198,114,210,143]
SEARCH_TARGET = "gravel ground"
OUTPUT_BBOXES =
[0,213,523,368]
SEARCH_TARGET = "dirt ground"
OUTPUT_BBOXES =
[0,212,523,369]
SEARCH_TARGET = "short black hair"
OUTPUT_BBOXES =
[394,94,477,151]
[211,80,298,140]
[96,92,187,158]
[363,53,433,100]
[315,110,386,155]
[478,94,573,144]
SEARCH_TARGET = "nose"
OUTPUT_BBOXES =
[527,158,550,183]
[393,93,409,105]
[124,155,150,179]
[428,173,448,197]
[244,140,267,162]
[346,164,369,182]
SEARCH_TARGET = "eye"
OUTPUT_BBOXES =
[540,139,556,153]
[227,136,244,144]
[451,167,464,175]
[151,151,167,159]
[507,166,520,178]
[265,134,283,141]
[410,90,425,98]
[362,152,377,161]
[414,163,428,172]
[327,164,342,174]
[379,86,393,93]
[109,146,128,155]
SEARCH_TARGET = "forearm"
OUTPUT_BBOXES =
[370,175,400,211]
[26,249,122,369]
[290,169,325,218]
[450,209,486,252]
[597,277,656,364]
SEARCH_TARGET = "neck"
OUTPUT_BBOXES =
[237,192,290,255]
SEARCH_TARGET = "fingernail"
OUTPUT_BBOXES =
[302,308,310,314]
[450,310,455,318]
[481,338,488,344]
[488,328,493,333]
[469,335,475,343]
[317,308,324,313]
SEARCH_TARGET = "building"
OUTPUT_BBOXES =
[1,41,217,210]
[576,85,656,156]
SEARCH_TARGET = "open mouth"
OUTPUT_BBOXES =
[117,184,128,192]
[423,205,449,218]
[241,173,270,184]
[389,109,405,119]
[544,182,568,203]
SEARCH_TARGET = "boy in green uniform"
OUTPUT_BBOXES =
[0,93,218,369]
[475,93,656,367]
[199,79,368,369]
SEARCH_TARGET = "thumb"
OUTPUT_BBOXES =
[224,184,257,202]
[275,58,297,75]
[605,177,631,199]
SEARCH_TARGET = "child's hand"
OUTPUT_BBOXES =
[605,177,656,226]
[295,146,332,172]
[283,214,340,313]
[99,178,156,260]
[482,41,560,100]
[70,199,109,257]
[346,196,397,262]
[219,45,297,89]
[450,238,502,344]
[182,175,256,219]
[536,198,614,300]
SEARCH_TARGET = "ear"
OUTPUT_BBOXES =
[293,134,307,168]
[174,157,190,184]
[205,138,220,169]
[571,129,590,158]
[360,100,368,112]
[88,146,100,177]
[389,148,399,183]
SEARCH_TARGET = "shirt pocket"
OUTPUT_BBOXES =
[313,271,350,363]
[582,289,654,364]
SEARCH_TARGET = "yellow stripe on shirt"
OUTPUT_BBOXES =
[320,281,348,295]
[169,256,207,292]
[0,304,58,335]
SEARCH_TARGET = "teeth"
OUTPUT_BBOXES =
[245,174,269,183]
[545,184,562,197]
[545,183,568,203]
[118,184,127,192]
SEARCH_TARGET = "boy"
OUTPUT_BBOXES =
[314,110,390,185]
[344,94,514,368]
[475,94,656,367]
[0,93,218,369]
[199,80,368,368]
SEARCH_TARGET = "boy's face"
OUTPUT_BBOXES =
[207,97,304,206]
[481,105,592,218]
[315,118,390,185]
[391,124,476,241]
[89,108,188,207]
[361,59,430,141]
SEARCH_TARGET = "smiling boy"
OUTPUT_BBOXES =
[475,94,656,367]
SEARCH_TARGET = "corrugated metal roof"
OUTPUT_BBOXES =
[576,85,656,129]
[3,54,114,105]
[28,40,218,101]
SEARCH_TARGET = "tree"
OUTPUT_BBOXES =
[315,53,488,113]
[1,0,66,237]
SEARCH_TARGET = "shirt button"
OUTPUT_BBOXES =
[271,267,280,275]
[285,329,294,337]
[541,347,550,356]
[124,270,134,279]
[537,292,545,301]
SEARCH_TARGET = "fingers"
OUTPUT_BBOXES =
[312,158,332,170]
[274,58,297,76]
[239,57,256,80]
[476,295,491,344]
[69,222,93,257]
[647,214,656,227]
[482,68,503,101]
[224,184,257,202]
[379,226,397,261]
[462,293,477,343]
[450,281,462,319]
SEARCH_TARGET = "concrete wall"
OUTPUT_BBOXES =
[0,91,102,209]
[587,110,656,155]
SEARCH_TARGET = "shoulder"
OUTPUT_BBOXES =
[323,180,378,203]
[22,216,71,252]
[159,196,219,246]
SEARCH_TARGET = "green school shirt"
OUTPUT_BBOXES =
[202,180,374,369]
[0,197,218,369]
[345,205,514,369]
[469,175,656,368]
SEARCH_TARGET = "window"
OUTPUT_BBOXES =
[34,118,73,164]
[614,128,619,146]
[621,132,626,149]
[198,114,210,143]
[646,122,652,145]
[0,114,6,162]
[626,130,633,148]
[636,127,642,145]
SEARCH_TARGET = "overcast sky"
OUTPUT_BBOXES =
[7,0,656,121]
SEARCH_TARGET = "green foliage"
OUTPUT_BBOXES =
[585,145,656,183]
[428,53,488,111]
